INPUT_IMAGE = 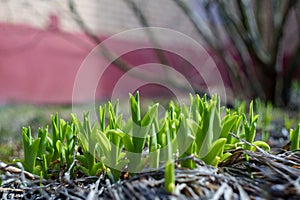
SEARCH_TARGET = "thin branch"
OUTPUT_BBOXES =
[68,0,197,94]
[204,1,222,46]
[123,0,174,81]
[218,1,264,98]
[0,188,24,193]
[219,2,261,97]
[255,0,263,37]
[270,0,297,66]
[237,0,271,65]
[269,0,279,51]
[0,161,38,180]
[219,0,273,85]
[68,1,149,79]
[207,0,257,98]
[295,2,300,39]
[286,42,300,82]
[173,0,218,50]
[174,0,245,97]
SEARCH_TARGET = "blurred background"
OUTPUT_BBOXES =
[0,0,299,160]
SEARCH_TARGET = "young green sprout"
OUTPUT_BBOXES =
[164,120,175,193]
[128,92,158,172]
[20,127,41,174]
[16,93,275,190]
[290,124,300,151]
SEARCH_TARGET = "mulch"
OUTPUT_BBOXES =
[1,136,300,199]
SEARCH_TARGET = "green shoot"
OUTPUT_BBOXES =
[16,92,276,187]
[290,124,300,151]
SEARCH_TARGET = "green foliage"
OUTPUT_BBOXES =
[187,95,239,166]
[17,93,276,193]
[72,113,103,176]
[255,99,273,141]
[164,160,175,193]
[21,127,41,174]
[284,113,300,131]
[17,114,77,179]
[242,101,259,150]
[290,124,300,151]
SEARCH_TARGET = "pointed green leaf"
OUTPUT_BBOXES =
[220,115,237,138]
[201,138,226,167]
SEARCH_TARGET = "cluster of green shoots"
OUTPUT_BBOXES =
[17,93,300,193]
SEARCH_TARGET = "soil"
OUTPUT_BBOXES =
[1,137,300,200]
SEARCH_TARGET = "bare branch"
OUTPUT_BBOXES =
[68,0,198,95]
[174,0,247,97]
[295,2,300,38]
[123,0,169,65]
[237,0,271,65]
[123,0,175,82]
[203,2,222,45]
[173,0,218,50]
[270,0,297,65]
[254,0,263,37]
[0,161,38,180]
[218,1,264,98]
[286,42,300,81]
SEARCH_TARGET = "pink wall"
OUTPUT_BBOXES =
[0,23,231,104]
